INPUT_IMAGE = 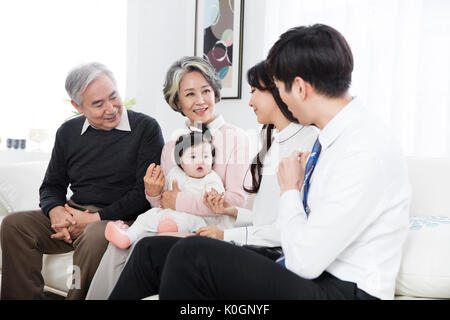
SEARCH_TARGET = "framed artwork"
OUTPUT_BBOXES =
[195,0,244,99]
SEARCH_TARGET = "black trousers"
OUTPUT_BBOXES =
[109,236,377,300]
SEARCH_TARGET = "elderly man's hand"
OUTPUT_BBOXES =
[49,205,75,243]
[51,205,100,240]
[65,204,100,239]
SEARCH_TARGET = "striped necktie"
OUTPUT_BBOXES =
[302,138,322,216]
[276,138,322,267]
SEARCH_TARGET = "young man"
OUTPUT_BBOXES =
[110,24,411,300]
[0,62,165,299]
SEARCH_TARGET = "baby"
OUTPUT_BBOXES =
[105,130,235,249]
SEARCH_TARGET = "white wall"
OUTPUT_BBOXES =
[126,0,268,141]
[0,0,127,152]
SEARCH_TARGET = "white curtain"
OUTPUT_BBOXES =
[0,0,127,152]
[263,0,450,157]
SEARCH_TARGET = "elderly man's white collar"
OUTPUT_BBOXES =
[80,107,131,135]
[184,114,225,136]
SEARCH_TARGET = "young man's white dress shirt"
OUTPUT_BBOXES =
[277,98,411,300]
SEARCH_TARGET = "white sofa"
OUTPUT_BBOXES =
[0,154,73,297]
[394,157,450,299]
[0,155,449,299]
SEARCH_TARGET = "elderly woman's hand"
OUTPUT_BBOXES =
[161,180,180,210]
[144,163,165,197]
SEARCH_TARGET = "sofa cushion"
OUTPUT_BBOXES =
[395,216,450,298]
[0,160,75,295]
[0,161,49,269]
[0,161,49,213]
[42,253,74,294]
[0,161,50,270]
[0,204,7,217]
[407,157,450,217]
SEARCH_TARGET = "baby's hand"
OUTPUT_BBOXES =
[203,190,237,217]
[203,189,221,213]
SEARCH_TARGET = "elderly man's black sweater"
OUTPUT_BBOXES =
[39,110,164,221]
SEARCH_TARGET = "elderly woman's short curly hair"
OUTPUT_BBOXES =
[163,56,222,114]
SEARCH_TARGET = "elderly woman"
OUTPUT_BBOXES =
[146,56,250,214]
[86,56,250,299]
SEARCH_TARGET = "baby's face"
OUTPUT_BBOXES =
[180,142,213,178]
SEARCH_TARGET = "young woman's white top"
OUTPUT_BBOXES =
[224,122,318,246]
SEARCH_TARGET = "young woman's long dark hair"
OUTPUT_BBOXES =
[244,61,299,194]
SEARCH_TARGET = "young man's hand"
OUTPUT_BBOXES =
[277,150,310,196]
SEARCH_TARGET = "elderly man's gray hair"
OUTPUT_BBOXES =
[65,62,117,106]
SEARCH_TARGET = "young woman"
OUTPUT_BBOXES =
[197,61,318,246]
[107,60,318,299]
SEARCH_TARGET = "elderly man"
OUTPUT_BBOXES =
[0,62,164,299]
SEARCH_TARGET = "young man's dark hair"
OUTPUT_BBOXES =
[266,24,354,98]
